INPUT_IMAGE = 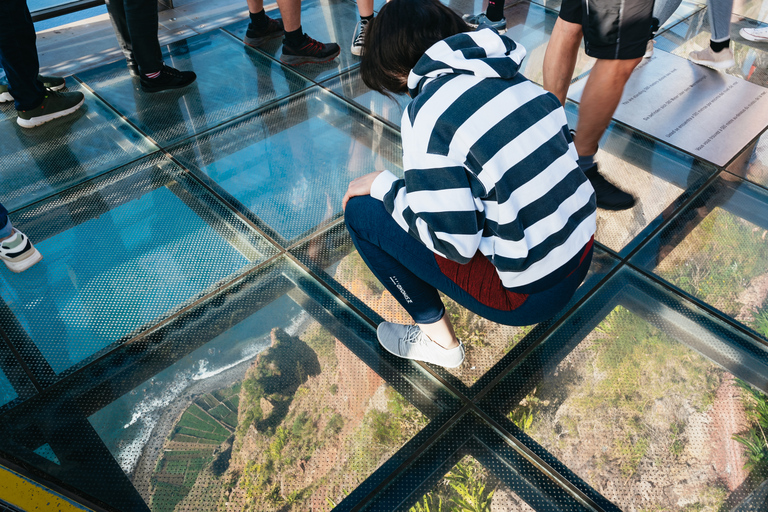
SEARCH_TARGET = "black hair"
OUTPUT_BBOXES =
[360,0,470,95]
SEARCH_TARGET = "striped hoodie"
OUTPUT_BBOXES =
[369,28,596,294]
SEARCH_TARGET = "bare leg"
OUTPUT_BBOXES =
[573,57,641,156]
[418,312,460,350]
[275,0,301,32]
[246,0,262,13]
[543,17,582,105]
[357,0,374,17]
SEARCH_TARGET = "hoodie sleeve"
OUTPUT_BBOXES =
[370,115,485,264]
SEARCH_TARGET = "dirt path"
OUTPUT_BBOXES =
[708,374,749,491]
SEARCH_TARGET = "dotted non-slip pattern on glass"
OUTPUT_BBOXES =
[76,30,311,147]
[0,81,156,212]
[169,86,403,245]
[3,0,768,510]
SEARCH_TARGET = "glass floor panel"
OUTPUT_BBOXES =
[76,30,311,147]
[0,154,277,379]
[630,173,768,343]
[170,86,403,245]
[322,69,411,128]
[479,267,768,511]
[733,0,768,23]
[223,0,363,83]
[0,80,156,212]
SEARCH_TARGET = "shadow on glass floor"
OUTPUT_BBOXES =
[0,256,458,511]
[478,266,768,511]
[76,30,311,147]
[0,80,156,212]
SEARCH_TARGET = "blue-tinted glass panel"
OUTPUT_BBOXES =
[223,0,361,83]
[322,69,409,127]
[0,81,156,212]
[630,174,768,343]
[0,154,276,376]
[76,30,311,146]
[88,258,431,512]
[563,103,718,255]
[0,369,17,409]
[33,443,60,465]
[170,86,403,244]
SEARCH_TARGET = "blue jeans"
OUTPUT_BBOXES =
[105,0,164,73]
[0,203,12,239]
[344,196,592,326]
[0,0,45,110]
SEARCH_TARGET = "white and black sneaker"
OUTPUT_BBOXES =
[351,18,370,56]
[377,322,465,368]
[0,229,42,273]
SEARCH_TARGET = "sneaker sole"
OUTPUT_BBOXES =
[689,56,735,70]
[140,77,197,93]
[0,92,12,103]
[244,31,284,48]
[740,28,768,42]
[350,45,363,56]
[16,97,84,128]
[3,248,42,273]
[280,47,341,66]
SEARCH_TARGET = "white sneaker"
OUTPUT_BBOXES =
[351,18,370,56]
[644,39,655,58]
[740,26,768,42]
[688,46,735,69]
[376,322,465,368]
[0,229,43,273]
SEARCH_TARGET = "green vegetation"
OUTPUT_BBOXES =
[410,458,496,512]
[659,208,768,317]
[734,379,768,475]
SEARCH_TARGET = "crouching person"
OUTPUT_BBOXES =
[342,0,596,368]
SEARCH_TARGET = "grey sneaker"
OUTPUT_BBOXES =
[462,12,507,34]
[688,46,735,70]
[377,322,465,368]
[351,18,370,56]
[16,89,84,128]
[0,74,66,103]
[740,26,768,42]
[0,229,42,273]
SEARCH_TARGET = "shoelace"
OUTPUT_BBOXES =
[354,21,368,47]
[399,325,427,355]
[162,65,183,78]
[300,37,324,54]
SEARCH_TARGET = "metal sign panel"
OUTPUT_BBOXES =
[568,50,768,167]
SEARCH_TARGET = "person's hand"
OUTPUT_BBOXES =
[342,171,383,211]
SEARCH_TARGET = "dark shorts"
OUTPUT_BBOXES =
[559,0,653,59]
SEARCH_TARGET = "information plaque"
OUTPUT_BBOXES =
[567,50,768,167]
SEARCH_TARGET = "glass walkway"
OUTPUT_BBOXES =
[2,0,768,510]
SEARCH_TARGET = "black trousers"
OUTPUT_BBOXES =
[105,0,164,73]
[0,0,45,110]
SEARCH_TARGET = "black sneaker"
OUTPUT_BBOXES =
[584,164,636,211]
[281,35,340,65]
[244,16,285,47]
[16,90,85,128]
[139,65,196,93]
[126,56,139,77]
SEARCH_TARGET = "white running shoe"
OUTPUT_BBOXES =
[377,322,465,368]
[688,46,735,70]
[0,229,43,273]
[644,39,655,58]
[740,26,768,42]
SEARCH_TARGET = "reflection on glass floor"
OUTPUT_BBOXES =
[1,0,768,510]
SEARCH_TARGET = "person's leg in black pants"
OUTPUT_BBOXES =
[0,0,44,111]
[104,0,163,75]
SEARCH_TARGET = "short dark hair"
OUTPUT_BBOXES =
[360,0,470,95]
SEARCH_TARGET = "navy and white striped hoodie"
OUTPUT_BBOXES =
[369,28,596,294]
